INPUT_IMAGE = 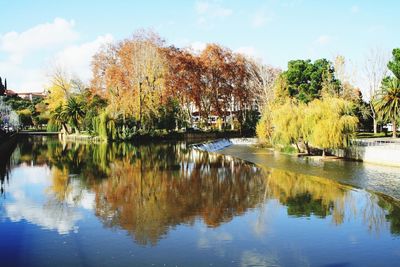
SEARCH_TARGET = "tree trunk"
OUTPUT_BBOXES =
[371,103,378,134]
[393,119,397,138]
[230,95,234,130]
[62,123,70,134]
[304,141,311,155]
[138,82,142,130]
[322,149,326,157]
[295,142,301,153]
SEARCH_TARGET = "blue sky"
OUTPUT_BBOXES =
[1,0,399,94]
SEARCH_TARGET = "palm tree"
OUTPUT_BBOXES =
[374,78,400,138]
[51,105,70,134]
[62,97,85,133]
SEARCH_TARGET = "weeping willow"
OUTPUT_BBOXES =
[92,112,117,141]
[307,97,358,155]
[264,96,358,154]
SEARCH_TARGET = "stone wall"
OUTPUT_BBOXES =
[334,143,400,166]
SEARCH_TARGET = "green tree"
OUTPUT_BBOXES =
[271,100,304,152]
[374,78,400,138]
[62,97,85,133]
[388,48,400,79]
[308,97,358,156]
[50,105,69,134]
[256,107,273,144]
[280,59,340,103]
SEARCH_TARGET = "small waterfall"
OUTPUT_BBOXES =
[192,139,232,152]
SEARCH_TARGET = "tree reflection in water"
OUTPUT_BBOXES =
[2,136,400,245]
[0,138,18,196]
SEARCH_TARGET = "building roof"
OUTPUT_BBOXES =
[5,89,17,96]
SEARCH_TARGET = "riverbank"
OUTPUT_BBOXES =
[57,130,245,144]
[217,143,400,200]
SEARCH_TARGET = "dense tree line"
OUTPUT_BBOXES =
[44,30,278,139]
[4,30,399,147]
[373,48,400,137]
[256,48,400,155]
[257,57,365,155]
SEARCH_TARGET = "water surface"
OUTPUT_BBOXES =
[1,136,400,267]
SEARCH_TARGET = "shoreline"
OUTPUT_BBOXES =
[215,143,400,201]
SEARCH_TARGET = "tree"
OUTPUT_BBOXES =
[198,44,232,128]
[246,59,281,111]
[332,55,360,101]
[374,78,400,138]
[229,53,256,131]
[307,97,358,156]
[50,105,69,134]
[388,48,400,79]
[0,97,20,131]
[363,48,389,134]
[164,46,203,127]
[91,30,167,132]
[62,97,86,133]
[256,107,273,144]
[280,59,339,103]
[45,66,72,112]
[0,77,5,96]
[271,100,304,152]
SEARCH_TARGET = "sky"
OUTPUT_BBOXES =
[0,0,399,96]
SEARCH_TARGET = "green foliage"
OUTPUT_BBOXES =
[4,95,31,111]
[47,121,60,132]
[278,59,340,103]
[374,77,400,137]
[279,145,297,154]
[62,97,85,133]
[81,93,107,134]
[49,105,68,133]
[242,110,260,136]
[271,100,303,148]
[98,112,108,140]
[256,107,273,143]
[269,97,358,153]
[388,48,400,79]
[17,108,33,127]
[157,97,183,131]
[307,97,358,151]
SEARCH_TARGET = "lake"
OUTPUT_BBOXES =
[1,136,400,267]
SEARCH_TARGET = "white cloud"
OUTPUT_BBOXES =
[251,11,273,28]
[190,41,207,53]
[5,165,83,235]
[195,1,232,17]
[6,194,83,235]
[240,250,279,267]
[197,229,233,249]
[0,61,46,92]
[315,34,332,45]
[195,1,210,14]
[235,46,258,58]
[195,1,233,28]
[55,34,114,82]
[351,5,360,13]
[0,18,78,64]
[0,18,113,92]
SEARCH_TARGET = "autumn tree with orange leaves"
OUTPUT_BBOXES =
[91,30,168,133]
[88,30,274,138]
